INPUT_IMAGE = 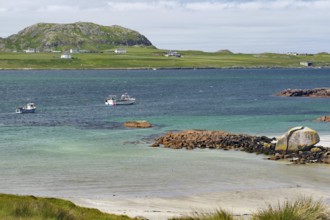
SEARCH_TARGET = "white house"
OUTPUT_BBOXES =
[114,49,127,54]
[24,48,37,53]
[60,54,72,59]
[165,50,181,58]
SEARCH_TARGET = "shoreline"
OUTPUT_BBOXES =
[70,187,330,220]
[71,134,330,220]
[0,66,328,71]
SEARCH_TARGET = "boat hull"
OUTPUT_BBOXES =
[16,108,36,114]
[105,100,135,106]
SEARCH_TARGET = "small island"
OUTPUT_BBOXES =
[276,88,330,97]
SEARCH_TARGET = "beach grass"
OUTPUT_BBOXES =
[170,209,235,220]
[252,197,330,220]
[0,193,134,220]
[170,198,330,220]
[1,48,330,69]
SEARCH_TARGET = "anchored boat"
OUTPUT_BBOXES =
[16,103,37,114]
[105,93,136,106]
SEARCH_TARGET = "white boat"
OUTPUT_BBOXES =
[16,103,36,114]
[105,93,136,106]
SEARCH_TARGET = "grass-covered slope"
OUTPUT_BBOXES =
[0,48,330,69]
[0,22,152,52]
[0,193,134,220]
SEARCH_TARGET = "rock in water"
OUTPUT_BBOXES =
[276,88,330,98]
[275,126,320,152]
[316,116,330,122]
[123,120,152,128]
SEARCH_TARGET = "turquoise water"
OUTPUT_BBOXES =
[0,69,329,199]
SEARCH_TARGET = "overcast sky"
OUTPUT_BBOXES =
[0,0,329,53]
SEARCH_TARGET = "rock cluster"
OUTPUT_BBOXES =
[316,116,330,122]
[152,130,276,155]
[276,88,330,97]
[124,120,152,128]
[151,129,330,164]
[269,146,330,164]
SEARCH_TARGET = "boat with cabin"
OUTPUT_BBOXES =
[16,103,37,114]
[105,93,136,106]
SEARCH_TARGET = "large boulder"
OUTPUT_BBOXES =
[275,126,320,152]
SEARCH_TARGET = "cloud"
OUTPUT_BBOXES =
[105,0,330,11]
[0,0,330,53]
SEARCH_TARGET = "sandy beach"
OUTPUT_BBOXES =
[71,187,330,220]
[69,136,330,220]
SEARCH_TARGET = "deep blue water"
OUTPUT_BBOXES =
[1,69,330,133]
[0,69,329,199]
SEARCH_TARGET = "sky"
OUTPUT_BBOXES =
[0,0,329,53]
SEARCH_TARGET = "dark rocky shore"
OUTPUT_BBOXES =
[276,88,330,97]
[151,130,330,164]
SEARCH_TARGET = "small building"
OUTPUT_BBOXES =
[287,52,298,56]
[300,61,312,67]
[165,50,181,57]
[115,49,127,54]
[60,54,72,59]
[24,48,37,53]
[70,49,79,54]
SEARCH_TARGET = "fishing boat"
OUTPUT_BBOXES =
[105,93,136,106]
[16,103,37,114]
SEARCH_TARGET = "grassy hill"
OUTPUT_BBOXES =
[0,22,153,52]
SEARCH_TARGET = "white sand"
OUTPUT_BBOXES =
[71,187,330,220]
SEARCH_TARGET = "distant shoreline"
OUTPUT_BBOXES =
[0,66,327,71]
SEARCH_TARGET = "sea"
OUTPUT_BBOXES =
[0,69,329,200]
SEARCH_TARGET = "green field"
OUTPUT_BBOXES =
[1,48,330,69]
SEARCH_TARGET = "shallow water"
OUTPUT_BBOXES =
[0,69,329,199]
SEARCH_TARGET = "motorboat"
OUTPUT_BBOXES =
[105,93,136,106]
[16,103,36,114]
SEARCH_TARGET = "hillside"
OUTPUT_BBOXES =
[0,22,153,52]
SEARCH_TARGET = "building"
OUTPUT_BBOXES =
[24,48,37,53]
[114,49,127,54]
[165,50,181,57]
[60,54,72,59]
[70,49,79,54]
[300,61,312,67]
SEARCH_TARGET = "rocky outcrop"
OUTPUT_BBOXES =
[152,129,330,164]
[316,116,330,122]
[276,88,330,98]
[124,120,152,128]
[152,130,276,155]
[275,126,320,152]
